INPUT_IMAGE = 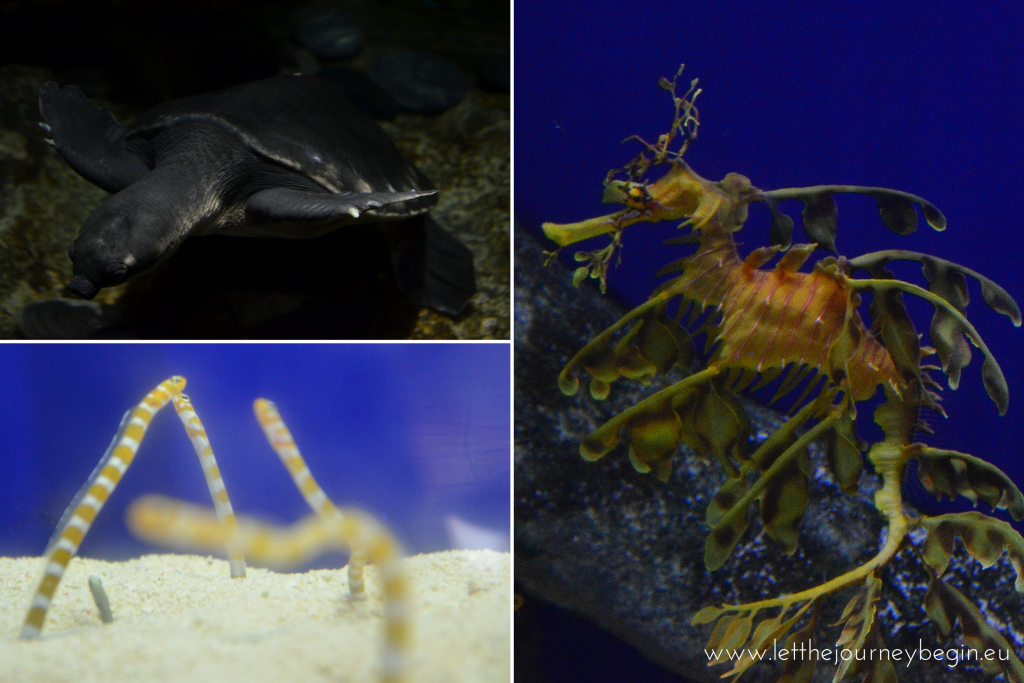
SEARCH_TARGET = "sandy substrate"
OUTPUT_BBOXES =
[0,550,510,683]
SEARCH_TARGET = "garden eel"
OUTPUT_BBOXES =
[19,377,409,683]
[19,376,244,639]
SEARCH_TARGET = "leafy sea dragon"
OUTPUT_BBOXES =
[543,65,1024,682]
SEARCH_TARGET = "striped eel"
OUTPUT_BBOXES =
[127,398,409,683]
[20,376,246,639]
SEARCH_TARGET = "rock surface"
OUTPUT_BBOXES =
[514,229,1024,682]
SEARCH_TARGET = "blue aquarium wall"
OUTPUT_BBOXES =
[0,344,509,565]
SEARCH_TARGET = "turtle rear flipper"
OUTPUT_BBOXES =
[390,215,476,316]
[38,82,150,193]
[244,186,437,226]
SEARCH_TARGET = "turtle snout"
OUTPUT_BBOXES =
[67,275,99,300]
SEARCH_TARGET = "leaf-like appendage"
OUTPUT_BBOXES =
[839,625,897,683]
[847,249,1020,412]
[801,194,839,252]
[704,400,836,570]
[867,281,921,383]
[707,474,749,526]
[625,403,683,482]
[923,577,1024,682]
[688,384,751,472]
[833,575,881,683]
[930,307,970,390]
[692,605,725,625]
[982,356,1010,418]
[699,601,816,679]
[777,617,818,683]
[758,185,945,253]
[766,198,796,249]
[922,258,972,391]
[580,418,623,462]
[565,303,697,403]
[579,345,619,384]
[916,447,1024,521]
[826,314,862,388]
[655,256,690,277]
[580,366,721,468]
[611,318,659,381]
[919,512,1024,591]
[706,612,753,657]
[980,279,1023,326]
[825,409,864,493]
[716,612,784,675]
[760,456,810,555]
[705,502,750,572]
[644,317,695,375]
[557,371,580,396]
[717,613,754,659]
[872,191,919,235]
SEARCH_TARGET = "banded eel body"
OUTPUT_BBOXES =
[172,393,246,578]
[127,398,410,683]
[253,398,368,597]
[21,376,246,639]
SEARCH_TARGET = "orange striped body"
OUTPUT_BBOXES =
[128,397,409,683]
[253,398,369,597]
[172,393,246,578]
[675,237,903,401]
[21,376,185,639]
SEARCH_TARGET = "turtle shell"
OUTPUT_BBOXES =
[126,75,436,217]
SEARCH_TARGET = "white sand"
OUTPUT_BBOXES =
[0,550,510,683]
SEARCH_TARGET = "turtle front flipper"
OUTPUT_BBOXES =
[246,187,475,315]
[244,187,437,227]
[38,82,150,194]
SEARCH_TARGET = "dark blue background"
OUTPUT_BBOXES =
[517,1,1024,680]
[0,344,509,565]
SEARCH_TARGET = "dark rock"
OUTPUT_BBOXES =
[17,299,124,340]
[514,229,1024,682]
[480,54,510,93]
[369,52,468,114]
[316,66,402,119]
[293,3,364,62]
[0,65,110,338]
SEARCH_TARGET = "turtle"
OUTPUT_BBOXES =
[36,74,476,316]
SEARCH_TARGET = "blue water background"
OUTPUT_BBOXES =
[517,1,1024,516]
[517,3,1023,680]
[0,344,509,566]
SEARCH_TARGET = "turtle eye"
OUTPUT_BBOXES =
[104,263,127,281]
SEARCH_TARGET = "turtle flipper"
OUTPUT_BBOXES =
[244,187,437,226]
[390,215,476,316]
[38,82,150,193]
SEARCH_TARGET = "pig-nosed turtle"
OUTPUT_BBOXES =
[37,75,475,315]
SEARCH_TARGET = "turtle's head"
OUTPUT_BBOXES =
[67,194,181,299]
